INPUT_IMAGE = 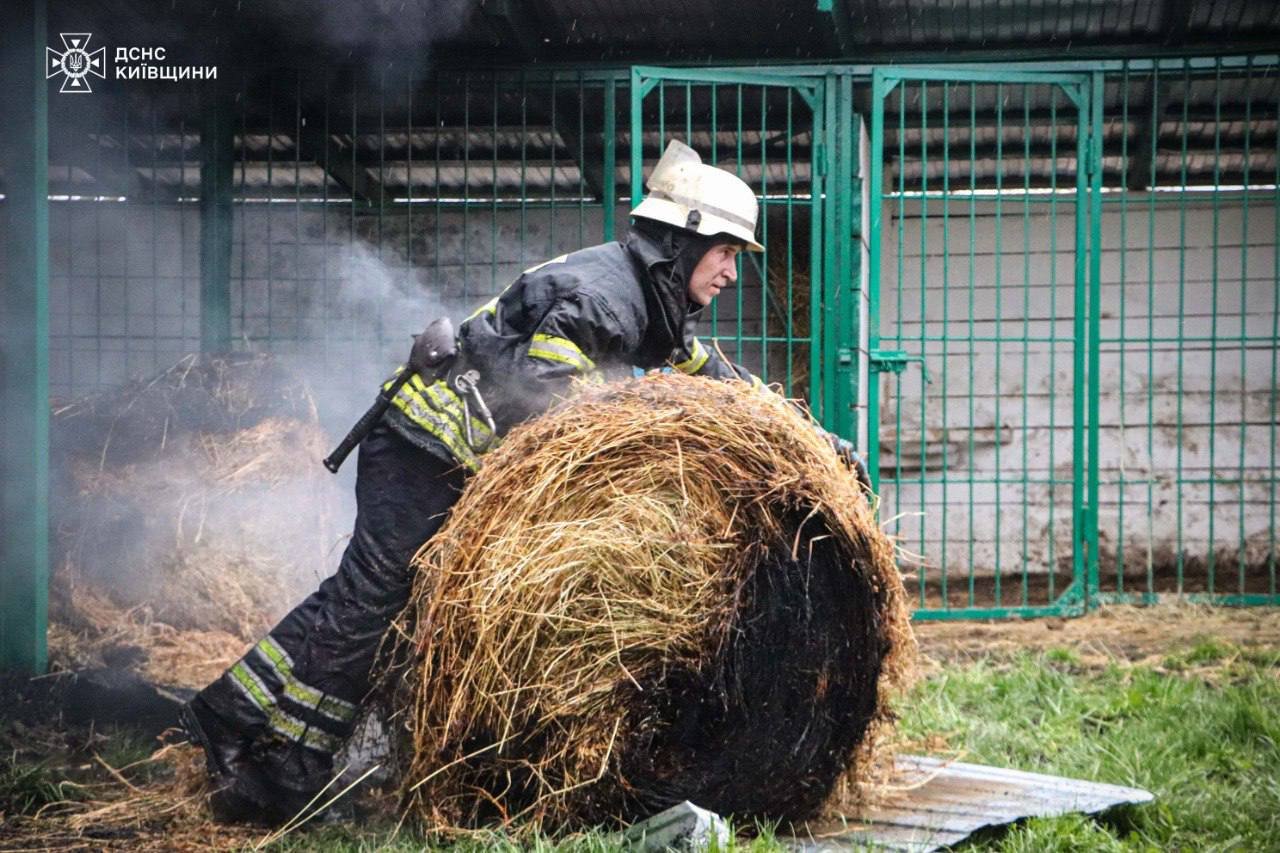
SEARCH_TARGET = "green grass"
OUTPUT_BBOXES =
[899,645,1280,850]
[96,727,156,768]
[0,753,86,817]
[0,724,157,820]
[94,725,164,783]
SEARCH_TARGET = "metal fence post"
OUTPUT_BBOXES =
[820,73,839,426]
[831,75,858,442]
[865,69,889,492]
[200,79,235,352]
[602,78,617,241]
[1069,76,1090,613]
[0,0,50,674]
[1086,71,1105,608]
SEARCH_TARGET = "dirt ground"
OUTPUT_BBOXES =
[4,603,1277,851]
[913,603,1280,669]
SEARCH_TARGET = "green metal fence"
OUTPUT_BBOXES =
[1094,57,1279,607]
[31,54,1280,645]
[868,68,1096,619]
[223,68,628,379]
[628,67,868,441]
[46,69,632,402]
[866,57,1280,618]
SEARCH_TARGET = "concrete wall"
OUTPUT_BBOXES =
[878,196,1278,584]
[47,200,793,404]
[49,202,203,398]
[48,192,1279,586]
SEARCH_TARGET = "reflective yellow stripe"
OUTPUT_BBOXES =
[255,637,357,724]
[528,332,595,372]
[383,368,488,470]
[528,346,587,369]
[397,381,465,446]
[530,333,594,369]
[674,337,710,374]
[390,383,481,472]
[402,372,493,440]
[467,296,498,320]
[423,380,494,441]
[229,662,342,753]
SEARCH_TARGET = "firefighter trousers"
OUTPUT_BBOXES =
[184,421,466,811]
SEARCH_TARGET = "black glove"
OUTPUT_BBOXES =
[827,433,872,493]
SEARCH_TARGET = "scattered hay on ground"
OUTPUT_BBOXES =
[48,580,249,690]
[0,743,267,852]
[914,602,1280,672]
[54,413,340,640]
[388,373,916,834]
[50,352,321,469]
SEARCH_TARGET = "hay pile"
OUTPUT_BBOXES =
[48,580,253,689]
[49,353,348,684]
[764,207,813,397]
[390,372,915,833]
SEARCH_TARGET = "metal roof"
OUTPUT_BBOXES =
[32,60,1275,204]
[50,0,1280,68]
[22,2,1280,204]
[790,755,1155,852]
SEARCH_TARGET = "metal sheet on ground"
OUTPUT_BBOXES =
[788,755,1155,852]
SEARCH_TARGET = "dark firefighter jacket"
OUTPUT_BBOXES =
[382,227,766,472]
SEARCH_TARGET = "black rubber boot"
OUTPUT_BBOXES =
[178,427,468,826]
[178,699,284,825]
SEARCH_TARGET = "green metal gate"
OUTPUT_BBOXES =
[868,69,1098,619]
[629,67,863,438]
[1091,57,1280,609]
[867,59,1280,619]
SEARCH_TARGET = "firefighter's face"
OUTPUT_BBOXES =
[688,242,742,306]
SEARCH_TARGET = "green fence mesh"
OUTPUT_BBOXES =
[42,56,1279,618]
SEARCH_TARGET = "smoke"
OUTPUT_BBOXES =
[49,233,475,656]
[42,153,596,686]
[234,0,476,85]
[38,1,522,681]
[45,0,477,99]
[277,238,470,434]
[53,411,349,639]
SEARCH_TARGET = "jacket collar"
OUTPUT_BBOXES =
[623,226,691,347]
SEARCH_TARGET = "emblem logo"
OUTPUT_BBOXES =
[46,33,106,94]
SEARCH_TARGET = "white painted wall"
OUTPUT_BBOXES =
[47,200,795,400]
[48,188,1277,587]
[878,195,1278,585]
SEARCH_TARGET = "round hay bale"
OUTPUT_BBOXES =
[390,372,915,832]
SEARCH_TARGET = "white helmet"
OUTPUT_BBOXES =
[631,140,765,252]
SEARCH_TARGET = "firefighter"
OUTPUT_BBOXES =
[179,139,866,823]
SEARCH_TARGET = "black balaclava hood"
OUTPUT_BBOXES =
[627,218,730,349]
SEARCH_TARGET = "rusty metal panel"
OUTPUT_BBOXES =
[791,755,1154,852]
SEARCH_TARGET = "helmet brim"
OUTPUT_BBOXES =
[631,198,765,253]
